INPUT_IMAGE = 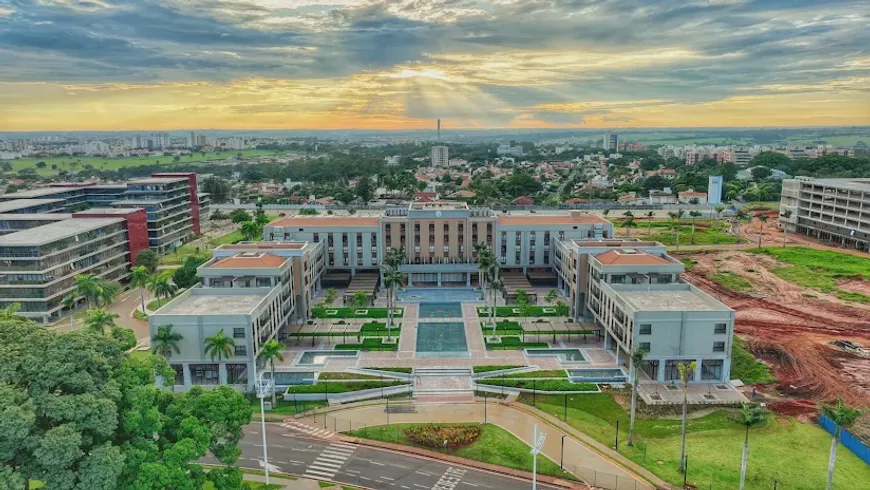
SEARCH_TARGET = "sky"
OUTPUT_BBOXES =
[0,0,868,131]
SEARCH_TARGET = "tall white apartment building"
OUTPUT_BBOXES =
[430,146,449,167]
[603,133,618,151]
[780,177,870,252]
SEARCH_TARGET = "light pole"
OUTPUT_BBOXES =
[255,371,273,485]
[530,424,547,490]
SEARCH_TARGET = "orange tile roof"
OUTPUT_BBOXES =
[594,250,670,266]
[498,213,609,225]
[271,216,380,227]
[212,252,287,269]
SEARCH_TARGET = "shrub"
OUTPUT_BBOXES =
[405,424,482,449]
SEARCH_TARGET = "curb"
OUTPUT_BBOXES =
[337,434,588,489]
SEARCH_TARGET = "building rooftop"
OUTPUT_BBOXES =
[806,178,870,193]
[73,207,144,215]
[127,177,189,185]
[0,213,72,221]
[0,217,125,246]
[613,284,730,312]
[498,212,609,226]
[594,249,671,266]
[0,199,65,213]
[575,240,665,248]
[0,187,74,199]
[217,242,308,250]
[211,252,288,269]
[155,289,270,315]
[270,216,380,227]
[111,199,167,206]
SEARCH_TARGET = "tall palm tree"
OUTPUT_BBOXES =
[780,210,793,247]
[622,210,634,219]
[756,214,769,248]
[645,211,655,236]
[734,208,750,238]
[97,281,119,307]
[476,246,496,325]
[713,205,726,243]
[149,273,178,309]
[821,399,862,490]
[383,266,403,341]
[488,275,503,337]
[627,347,648,447]
[689,210,703,244]
[621,216,637,238]
[385,247,405,269]
[734,403,767,490]
[130,266,150,313]
[152,324,183,359]
[257,339,285,407]
[61,293,78,330]
[203,329,235,361]
[75,274,101,309]
[85,308,119,335]
[240,221,261,241]
[678,360,697,473]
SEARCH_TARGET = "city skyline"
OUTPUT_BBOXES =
[1,0,869,131]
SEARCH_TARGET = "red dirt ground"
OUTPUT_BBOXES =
[682,251,870,413]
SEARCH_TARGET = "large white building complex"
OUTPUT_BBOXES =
[152,202,735,392]
[780,177,870,252]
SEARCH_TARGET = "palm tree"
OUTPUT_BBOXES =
[645,211,655,236]
[75,274,101,309]
[756,214,768,248]
[325,288,338,305]
[627,347,648,447]
[385,247,405,269]
[257,339,285,407]
[622,210,634,219]
[151,324,183,359]
[240,221,261,241]
[476,246,496,325]
[734,403,767,490]
[383,266,403,342]
[61,293,78,330]
[689,210,703,244]
[203,329,235,361]
[488,276,503,337]
[621,216,637,238]
[713,205,726,243]
[678,360,697,473]
[780,210,793,246]
[149,273,178,309]
[734,208,750,238]
[130,266,150,313]
[97,281,119,307]
[602,209,611,218]
[544,289,558,304]
[85,308,119,335]
[821,399,862,490]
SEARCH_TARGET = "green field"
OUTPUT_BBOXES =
[477,379,597,392]
[629,219,742,246]
[285,380,407,394]
[4,149,287,176]
[521,393,870,490]
[710,271,754,293]
[753,248,870,301]
[348,423,575,480]
[730,337,776,384]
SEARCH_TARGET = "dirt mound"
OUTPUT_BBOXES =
[768,399,817,418]
[838,278,870,296]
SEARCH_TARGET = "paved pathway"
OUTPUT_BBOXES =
[303,402,654,489]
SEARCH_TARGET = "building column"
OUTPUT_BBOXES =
[695,358,704,383]
[437,272,442,286]
[603,334,611,350]
[183,363,192,388]
[407,274,413,287]
[219,363,228,385]
[656,361,665,383]
[466,273,471,287]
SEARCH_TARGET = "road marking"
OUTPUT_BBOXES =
[462,484,479,487]
[431,467,467,490]
[303,441,356,479]
[281,420,336,440]
[370,461,386,466]
[382,476,395,481]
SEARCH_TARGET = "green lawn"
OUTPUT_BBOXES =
[317,372,395,381]
[478,306,564,317]
[485,336,549,350]
[710,271,754,293]
[639,220,742,246]
[348,423,575,480]
[478,379,597,392]
[472,365,525,373]
[253,398,326,416]
[521,393,870,490]
[491,369,568,379]
[147,294,179,311]
[4,149,287,176]
[314,307,403,319]
[286,380,408,394]
[365,367,413,374]
[335,338,399,351]
[753,248,870,301]
[729,337,776,384]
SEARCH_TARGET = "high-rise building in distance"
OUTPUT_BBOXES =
[603,133,618,151]
[430,145,448,167]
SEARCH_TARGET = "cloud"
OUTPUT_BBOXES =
[0,0,868,129]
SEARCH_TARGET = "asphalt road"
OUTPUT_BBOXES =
[207,422,565,490]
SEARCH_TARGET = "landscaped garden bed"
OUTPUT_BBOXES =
[405,424,482,449]
[313,307,403,319]
[317,372,395,381]
[492,370,568,379]
[364,367,413,374]
[335,338,399,351]
[477,306,564,317]
[472,365,525,374]
[485,336,548,350]
[477,379,597,392]
[286,380,407,394]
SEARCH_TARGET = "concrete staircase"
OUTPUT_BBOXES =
[413,367,475,403]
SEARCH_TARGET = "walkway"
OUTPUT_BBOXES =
[305,402,660,490]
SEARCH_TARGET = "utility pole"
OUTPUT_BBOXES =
[530,425,547,490]
[255,371,273,485]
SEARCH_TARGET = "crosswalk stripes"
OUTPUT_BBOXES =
[280,420,335,439]
[303,442,356,479]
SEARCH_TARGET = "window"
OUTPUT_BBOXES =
[170,364,184,385]
[226,364,248,384]
[191,364,219,385]
[713,341,726,352]
[234,345,247,356]
[233,327,245,338]
[639,324,652,335]
[701,360,723,381]
[714,323,727,334]
[639,342,651,351]
[313,233,319,243]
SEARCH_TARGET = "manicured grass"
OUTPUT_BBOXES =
[160,245,210,266]
[520,393,870,490]
[147,294,179,311]
[318,372,394,381]
[753,248,870,301]
[479,321,522,334]
[710,271,754,293]
[286,381,408,394]
[485,336,549,350]
[495,369,568,379]
[478,306,564,317]
[366,367,413,374]
[313,307,403,319]
[472,365,524,373]
[730,337,776,384]
[478,379,597,392]
[213,229,246,246]
[253,399,326,416]
[335,338,399,351]
[348,423,575,480]
[648,220,743,246]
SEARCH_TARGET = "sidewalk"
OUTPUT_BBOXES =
[302,401,664,489]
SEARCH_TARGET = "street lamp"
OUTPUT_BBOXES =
[530,424,547,490]
[255,370,273,485]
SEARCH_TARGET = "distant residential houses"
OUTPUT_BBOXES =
[658,144,856,166]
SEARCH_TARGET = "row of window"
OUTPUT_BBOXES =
[637,341,726,353]
[638,323,728,335]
